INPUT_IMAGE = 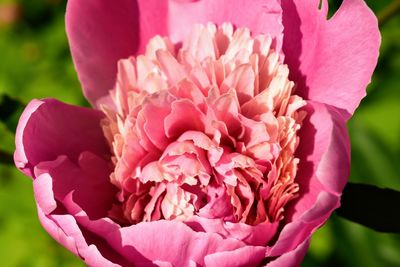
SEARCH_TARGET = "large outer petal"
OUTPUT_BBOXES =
[269,100,350,257]
[33,155,148,266]
[32,155,257,267]
[14,98,109,177]
[267,238,310,267]
[34,166,128,267]
[66,0,285,106]
[282,0,380,117]
[204,246,266,267]
[168,0,283,50]
[37,207,120,267]
[106,221,246,266]
[66,0,168,106]
[34,153,117,220]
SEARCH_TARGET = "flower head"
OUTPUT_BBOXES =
[103,23,306,227]
[15,0,380,266]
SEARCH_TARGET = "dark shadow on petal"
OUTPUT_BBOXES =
[281,0,308,99]
[81,227,143,266]
[285,105,317,223]
[36,153,117,220]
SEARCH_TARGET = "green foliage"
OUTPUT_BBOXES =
[0,167,84,267]
[0,0,399,266]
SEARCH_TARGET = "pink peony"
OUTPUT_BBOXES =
[15,0,380,266]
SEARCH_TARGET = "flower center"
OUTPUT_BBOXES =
[101,23,306,226]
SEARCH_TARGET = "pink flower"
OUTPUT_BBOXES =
[15,0,380,266]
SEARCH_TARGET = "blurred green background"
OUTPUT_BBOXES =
[0,0,399,266]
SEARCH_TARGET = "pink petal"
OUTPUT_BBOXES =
[204,245,266,267]
[35,159,249,266]
[197,186,235,219]
[186,216,279,246]
[221,64,255,105]
[282,0,380,117]
[75,194,250,266]
[106,220,246,266]
[271,100,350,255]
[171,80,206,107]
[136,92,174,152]
[267,238,310,267]
[141,94,174,150]
[164,100,206,139]
[169,0,283,50]
[66,0,168,106]
[293,101,350,216]
[33,155,143,265]
[37,209,122,267]
[269,192,338,257]
[14,99,109,177]
[153,261,174,267]
[156,50,187,86]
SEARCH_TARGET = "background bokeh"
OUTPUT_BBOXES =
[0,0,399,266]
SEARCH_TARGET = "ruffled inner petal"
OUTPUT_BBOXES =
[102,23,306,229]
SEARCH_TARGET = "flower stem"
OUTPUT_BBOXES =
[336,182,400,233]
[378,0,400,26]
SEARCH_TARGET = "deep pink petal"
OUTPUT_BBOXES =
[14,98,109,177]
[282,0,380,117]
[66,0,168,105]
[271,100,350,255]
[169,0,283,50]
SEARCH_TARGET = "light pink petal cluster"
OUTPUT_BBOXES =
[14,0,380,266]
[102,23,306,229]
